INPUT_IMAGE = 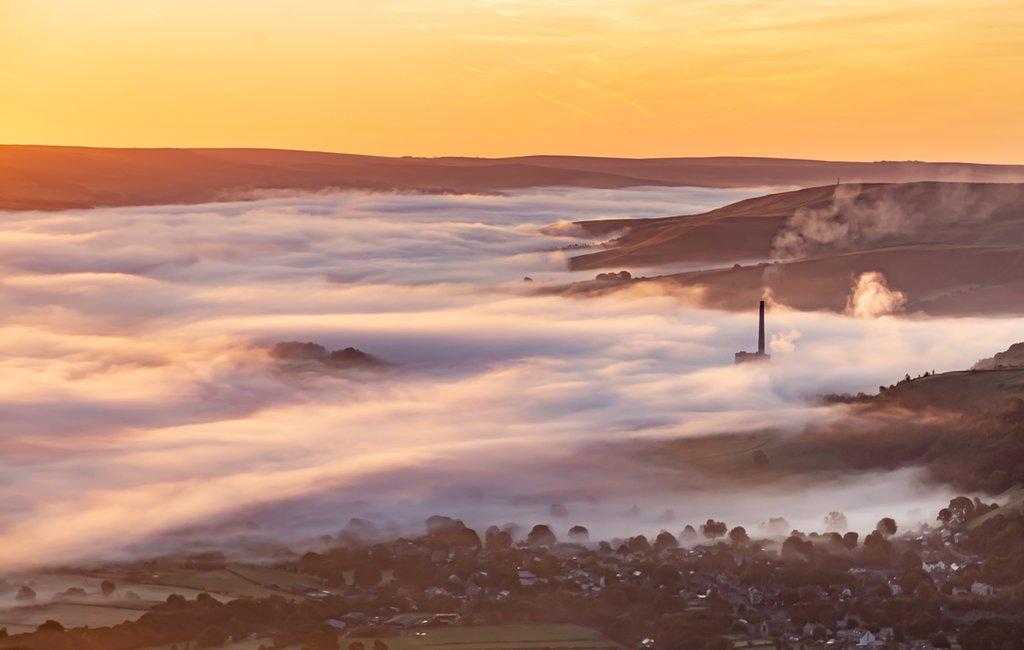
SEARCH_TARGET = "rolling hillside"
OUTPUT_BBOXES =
[5,146,1024,211]
[569,182,1024,316]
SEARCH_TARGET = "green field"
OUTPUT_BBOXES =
[145,624,618,650]
[228,564,325,591]
[145,638,277,650]
[0,563,326,636]
[343,624,622,650]
[0,572,212,634]
[0,601,149,629]
[142,567,298,601]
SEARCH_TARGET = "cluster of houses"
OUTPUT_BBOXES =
[231,513,1010,649]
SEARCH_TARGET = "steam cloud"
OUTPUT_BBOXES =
[845,272,907,318]
[1,187,1020,569]
[771,182,1023,260]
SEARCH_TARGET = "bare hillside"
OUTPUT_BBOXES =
[568,182,1024,316]
[570,182,1024,269]
[5,145,1024,211]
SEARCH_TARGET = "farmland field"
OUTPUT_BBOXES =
[0,564,312,639]
[342,624,623,650]
[0,573,210,636]
[143,568,297,600]
[228,564,325,591]
[145,638,278,650]
[0,601,148,629]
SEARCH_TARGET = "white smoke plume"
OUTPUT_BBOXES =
[771,182,1024,260]
[769,329,802,354]
[0,187,1019,570]
[846,271,907,318]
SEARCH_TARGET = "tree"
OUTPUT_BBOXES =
[701,519,727,540]
[781,535,814,561]
[340,517,379,543]
[165,593,188,608]
[653,531,679,551]
[842,531,859,550]
[100,579,116,596]
[353,564,383,588]
[425,513,462,532]
[876,517,897,537]
[899,549,923,571]
[763,517,790,536]
[901,568,933,595]
[36,620,64,634]
[302,629,340,650]
[959,619,1024,649]
[824,512,848,533]
[862,531,893,565]
[728,526,750,545]
[948,496,975,522]
[568,525,590,542]
[196,625,228,648]
[448,527,481,548]
[652,563,682,588]
[485,529,513,551]
[15,586,35,602]
[627,535,651,553]
[527,524,556,547]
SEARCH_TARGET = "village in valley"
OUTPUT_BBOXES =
[1,490,1022,650]
[6,2,1024,646]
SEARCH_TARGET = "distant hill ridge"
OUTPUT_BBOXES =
[974,342,1024,370]
[567,181,1024,317]
[4,145,1024,211]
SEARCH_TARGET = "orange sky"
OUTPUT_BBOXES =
[2,0,1022,162]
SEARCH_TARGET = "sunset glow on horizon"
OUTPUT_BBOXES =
[8,5,1024,636]
[2,0,1023,163]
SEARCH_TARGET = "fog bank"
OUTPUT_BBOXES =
[0,187,1017,568]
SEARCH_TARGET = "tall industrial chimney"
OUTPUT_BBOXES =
[757,300,766,354]
[735,300,771,364]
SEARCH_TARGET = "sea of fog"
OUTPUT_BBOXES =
[1,186,1021,568]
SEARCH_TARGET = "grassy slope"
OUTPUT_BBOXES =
[871,368,1024,412]
[970,485,1024,529]
[635,366,1024,494]
[568,182,1024,316]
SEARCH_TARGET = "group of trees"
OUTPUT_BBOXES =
[938,495,998,527]
[0,592,341,649]
[22,499,1024,650]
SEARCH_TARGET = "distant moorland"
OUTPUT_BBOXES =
[568,181,1024,316]
[4,145,1024,211]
